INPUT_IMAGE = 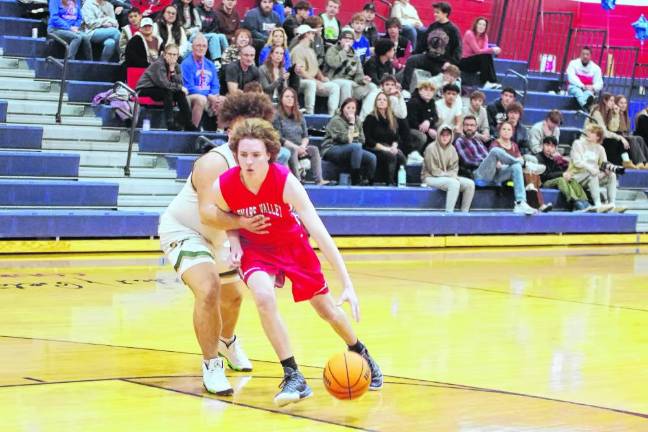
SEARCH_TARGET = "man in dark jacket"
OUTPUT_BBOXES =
[406,81,438,156]
[362,3,378,46]
[363,39,395,85]
[486,87,516,136]
[414,1,461,67]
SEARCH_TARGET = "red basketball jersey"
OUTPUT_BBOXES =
[219,163,304,245]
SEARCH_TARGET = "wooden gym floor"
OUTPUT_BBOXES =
[0,246,647,431]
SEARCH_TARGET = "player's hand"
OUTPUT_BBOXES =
[239,214,271,234]
[228,245,243,268]
[337,286,360,322]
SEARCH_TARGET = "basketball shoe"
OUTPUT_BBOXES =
[274,367,313,407]
[202,357,233,395]
[219,336,253,372]
[359,348,383,390]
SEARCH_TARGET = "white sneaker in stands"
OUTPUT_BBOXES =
[524,162,546,175]
[513,201,537,215]
[202,357,233,395]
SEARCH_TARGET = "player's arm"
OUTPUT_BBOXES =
[194,154,270,233]
[210,180,244,267]
[283,174,360,321]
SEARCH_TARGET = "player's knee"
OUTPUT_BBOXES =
[222,285,242,308]
[315,302,342,323]
[196,275,221,307]
[253,291,277,314]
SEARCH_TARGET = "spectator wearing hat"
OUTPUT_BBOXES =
[283,0,310,43]
[119,8,141,62]
[124,16,163,68]
[325,27,376,103]
[243,0,281,48]
[390,0,423,52]
[350,12,371,63]
[320,0,341,47]
[528,110,562,156]
[214,0,240,43]
[435,83,462,133]
[291,24,341,115]
[383,17,411,73]
[181,33,224,128]
[422,125,475,212]
[363,39,395,85]
[362,3,378,47]
[462,90,490,142]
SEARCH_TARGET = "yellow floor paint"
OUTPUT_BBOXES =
[0,247,647,431]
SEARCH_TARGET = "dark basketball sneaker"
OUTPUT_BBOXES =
[359,348,383,390]
[274,367,313,407]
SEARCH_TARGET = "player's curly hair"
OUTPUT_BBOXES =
[217,91,275,129]
[228,118,281,163]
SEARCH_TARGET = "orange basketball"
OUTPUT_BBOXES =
[323,351,371,400]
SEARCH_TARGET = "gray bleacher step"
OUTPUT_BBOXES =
[42,139,134,152]
[617,189,647,201]
[42,125,124,142]
[0,89,68,102]
[636,223,648,232]
[0,77,52,91]
[0,58,19,69]
[79,166,176,179]
[118,195,174,207]
[108,178,183,195]
[0,67,35,78]
[7,113,102,126]
[56,150,158,168]
[7,100,85,116]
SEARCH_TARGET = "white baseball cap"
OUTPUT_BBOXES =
[295,24,316,36]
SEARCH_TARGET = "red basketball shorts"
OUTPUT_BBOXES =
[240,232,329,302]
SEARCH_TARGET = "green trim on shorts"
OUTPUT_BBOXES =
[173,250,215,271]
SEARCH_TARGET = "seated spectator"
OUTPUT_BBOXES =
[325,28,376,103]
[612,95,648,169]
[414,1,461,64]
[243,0,281,48]
[273,87,328,185]
[569,124,622,212]
[430,64,461,107]
[528,109,562,156]
[176,0,201,40]
[181,33,224,128]
[537,136,591,211]
[362,92,408,185]
[460,17,501,89]
[48,0,92,60]
[406,81,438,155]
[221,28,251,65]
[454,116,537,214]
[320,0,341,47]
[421,125,475,212]
[119,8,141,62]
[435,84,462,133]
[586,93,635,169]
[302,15,325,66]
[491,121,550,211]
[271,0,291,24]
[322,98,376,185]
[636,105,648,149]
[224,45,260,94]
[283,0,310,43]
[567,47,603,111]
[131,0,171,18]
[259,45,290,99]
[504,102,529,154]
[383,18,411,74]
[136,44,196,131]
[291,24,340,115]
[362,3,378,47]
[124,17,162,68]
[81,0,121,62]
[361,74,406,121]
[258,27,291,69]
[361,39,395,86]
[214,0,240,43]
[463,90,490,142]
[487,86,516,136]
[195,0,229,63]
[349,13,370,63]
[154,5,188,52]
[390,0,423,52]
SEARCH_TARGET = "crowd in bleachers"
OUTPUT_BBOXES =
[43,0,648,214]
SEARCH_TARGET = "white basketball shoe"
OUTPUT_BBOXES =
[202,357,233,395]
[219,336,253,372]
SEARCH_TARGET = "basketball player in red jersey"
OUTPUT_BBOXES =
[212,118,383,407]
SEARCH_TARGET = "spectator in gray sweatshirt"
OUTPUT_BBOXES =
[243,0,281,48]
[81,0,121,61]
[528,110,562,155]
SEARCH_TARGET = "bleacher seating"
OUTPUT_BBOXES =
[0,0,647,240]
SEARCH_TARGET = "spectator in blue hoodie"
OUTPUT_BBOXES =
[181,33,224,128]
[243,0,281,49]
[350,12,371,63]
[48,0,92,60]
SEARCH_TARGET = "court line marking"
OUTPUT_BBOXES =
[23,377,46,383]
[350,270,648,313]
[1,334,647,420]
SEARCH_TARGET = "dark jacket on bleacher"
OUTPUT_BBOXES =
[415,20,462,65]
[406,89,438,130]
[363,56,395,86]
[537,152,569,183]
[135,56,183,92]
[486,99,507,137]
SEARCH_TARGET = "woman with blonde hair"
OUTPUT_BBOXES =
[362,91,407,185]
[611,94,648,169]
[586,93,635,169]
[258,27,291,69]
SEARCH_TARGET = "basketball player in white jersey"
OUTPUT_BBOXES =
[158,92,275,395]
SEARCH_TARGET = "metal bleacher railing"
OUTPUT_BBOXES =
[112,81,140,177]
[45,32,68,124]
